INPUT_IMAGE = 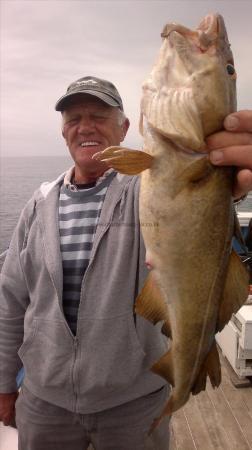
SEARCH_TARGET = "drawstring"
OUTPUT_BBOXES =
[119,180,131,220]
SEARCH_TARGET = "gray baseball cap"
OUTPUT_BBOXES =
[55,76,124,111]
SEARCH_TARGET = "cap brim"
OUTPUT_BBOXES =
[55,90,121,111]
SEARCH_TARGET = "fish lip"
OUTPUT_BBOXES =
[167,26,208,54]
[197,13,219,34]
[197,13,230,48]
[168,30,206,56]
[166,14,227,53]
[168,30,189,49]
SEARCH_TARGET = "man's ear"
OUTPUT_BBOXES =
[61,113,66,140]
[121,118,130,142]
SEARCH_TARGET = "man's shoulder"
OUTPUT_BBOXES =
[114,173,140,189]
[39,172,66,198]
[21,172,66,218]
[109,174,140,203]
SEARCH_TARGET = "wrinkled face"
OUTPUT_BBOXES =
[62,95,129,175]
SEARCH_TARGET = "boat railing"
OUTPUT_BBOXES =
[0,250,8,271]
[0,250,8,260]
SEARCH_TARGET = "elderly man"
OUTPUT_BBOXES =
[0,76,251,450]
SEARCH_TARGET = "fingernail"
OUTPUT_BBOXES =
[209,150,223,164]
[225,115,239,130]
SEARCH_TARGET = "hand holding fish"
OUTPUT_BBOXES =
[207,110,252,198]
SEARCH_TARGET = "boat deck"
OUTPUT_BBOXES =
[169,350,252,450]
[1,350,252,450]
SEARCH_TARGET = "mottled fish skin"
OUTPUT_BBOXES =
[138,13,249,429]
[92,13,249,432]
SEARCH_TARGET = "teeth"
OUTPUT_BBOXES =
[80,142,99,147]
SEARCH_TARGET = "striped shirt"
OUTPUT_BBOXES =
[59,170,116,334]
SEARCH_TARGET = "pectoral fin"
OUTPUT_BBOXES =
[92,146,154,174]
[180,157,214,184]
[170,157,214,198]
[217,249,249,332]
[135,271,170,330]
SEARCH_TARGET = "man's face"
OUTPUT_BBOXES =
[62,96,129,175]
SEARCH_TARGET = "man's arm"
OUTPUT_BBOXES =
[0,207,31,425]
[206,110,252,198]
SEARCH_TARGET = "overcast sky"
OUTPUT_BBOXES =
[1,0,252,158]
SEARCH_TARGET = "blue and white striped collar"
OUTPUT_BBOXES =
[63,166,115,192]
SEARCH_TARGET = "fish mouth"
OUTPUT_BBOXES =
[162,13,230,53]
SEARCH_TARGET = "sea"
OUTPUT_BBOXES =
[0,155,252,256]
[0,156,72,255]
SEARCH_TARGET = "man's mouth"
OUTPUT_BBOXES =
[80,141,100,147]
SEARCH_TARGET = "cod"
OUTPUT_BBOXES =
[94,13,249,430]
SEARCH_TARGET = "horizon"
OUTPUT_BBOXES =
[1,0,252,158]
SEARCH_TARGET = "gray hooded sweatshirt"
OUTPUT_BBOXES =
[0,172,168,413]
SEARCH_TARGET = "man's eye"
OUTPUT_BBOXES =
[92,114,109,121]
[66,118,78,125]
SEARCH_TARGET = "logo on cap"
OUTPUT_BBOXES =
[75,79,98,86]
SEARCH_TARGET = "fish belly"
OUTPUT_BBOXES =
[139,162,233,407]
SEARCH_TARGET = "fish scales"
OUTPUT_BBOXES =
[93,13,249,432]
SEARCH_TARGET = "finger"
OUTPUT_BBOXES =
[206,131,252,150]
[233,169,252,199]
[209,145,252,169]
[224,110,252,133]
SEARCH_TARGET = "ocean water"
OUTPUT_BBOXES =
[0,156,72,255]
[0,155,251,256]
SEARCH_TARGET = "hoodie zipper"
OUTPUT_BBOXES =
[76,219,112,337]
[72,336,79,411]
[75,181,130,335]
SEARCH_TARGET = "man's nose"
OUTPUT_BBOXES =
[77,116,96,133]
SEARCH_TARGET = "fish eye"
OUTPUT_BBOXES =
[226,64,236,76]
